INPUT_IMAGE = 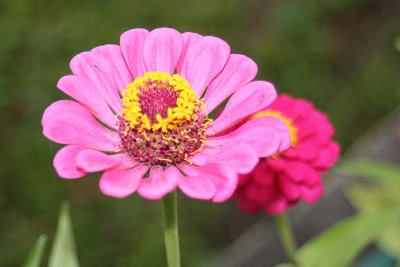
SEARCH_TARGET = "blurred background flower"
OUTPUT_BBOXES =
[235,94,340,214]
[1,0,399,266]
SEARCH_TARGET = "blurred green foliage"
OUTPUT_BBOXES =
[22,235,47,267]
[0,0,399,266]
[295,207,400,267]
[345,161,400,263]
[48,202,79,267]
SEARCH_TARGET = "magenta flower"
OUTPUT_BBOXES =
[42,28,291,202]
[235,94,340,213]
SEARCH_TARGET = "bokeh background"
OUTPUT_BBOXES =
[1,0,400,266]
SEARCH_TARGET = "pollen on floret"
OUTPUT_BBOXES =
[119,71,212,166]
[252,110,298,146]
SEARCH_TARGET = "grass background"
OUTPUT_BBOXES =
[0,0,399,266]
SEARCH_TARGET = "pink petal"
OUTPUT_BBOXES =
[91,44,133,92]
[278,174,301,201]
[245,183,263,203]
[143,28,183,74]
[268,94,295,114]
[190,143,258,174]
[137,166,178,200]
[303,167,321,186]
[303,120,334,146]
[120,28,149,78]
[266,158,286,172]
[284,147,298,159]
[208,117,282,158]
[99,165,148,198]
[313,142,340,170]
[42,100,119,151]
[291,98,314,121]
[295,142,319,161]
[176,32,202,70]
[204,54,258,113]
[245,183,273,205]
[208,164,238,202]
[57,75,118,128]
[182,163,237,202]
[238,173,252,187]
[76,150,135,173]
[69,51,122,113]
[178,36,230,96]
[283,161,306,182]
[253,163,275,186]
[236,188,263,213]
[297,113,333,144]
[262,115,292,152]
[209,81,277,134]
[177,167,216,201]
[264,195,290,214]
[300,184,324,204]
[297,122,316,140]
[53,145,87,179]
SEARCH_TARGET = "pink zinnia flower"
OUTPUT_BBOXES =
[42,28,291,202]
[235,94,340,213]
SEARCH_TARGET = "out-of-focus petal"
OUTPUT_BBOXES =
[233,94,340,214]
[300,184,324,204]
[236,188,263,213]
[263,195,288,214]
[313,142,340,169]
[278,175,301,201]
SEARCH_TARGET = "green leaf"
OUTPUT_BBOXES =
[343,161,400,260]
[395,36,400,52]
[296,209,400,267]
[347,184,396,213]
[22,235,47,267]
[379,223,400,262]
[338,161,400,196]
[339,160,400,182]
[48,202,79,267]
[348,184,400,261]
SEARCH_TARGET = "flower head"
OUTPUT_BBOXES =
[42,28,290,202]
[235,94,340,213]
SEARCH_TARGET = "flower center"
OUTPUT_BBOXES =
[119,72,211,166]
[252,110,298,147]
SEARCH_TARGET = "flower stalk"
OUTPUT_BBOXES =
[274,212,298,266]
[161,190,181,267]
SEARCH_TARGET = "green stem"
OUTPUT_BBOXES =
[161,190,181,267]
[274,212,298,265]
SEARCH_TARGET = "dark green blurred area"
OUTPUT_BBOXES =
[0,0,399,266]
